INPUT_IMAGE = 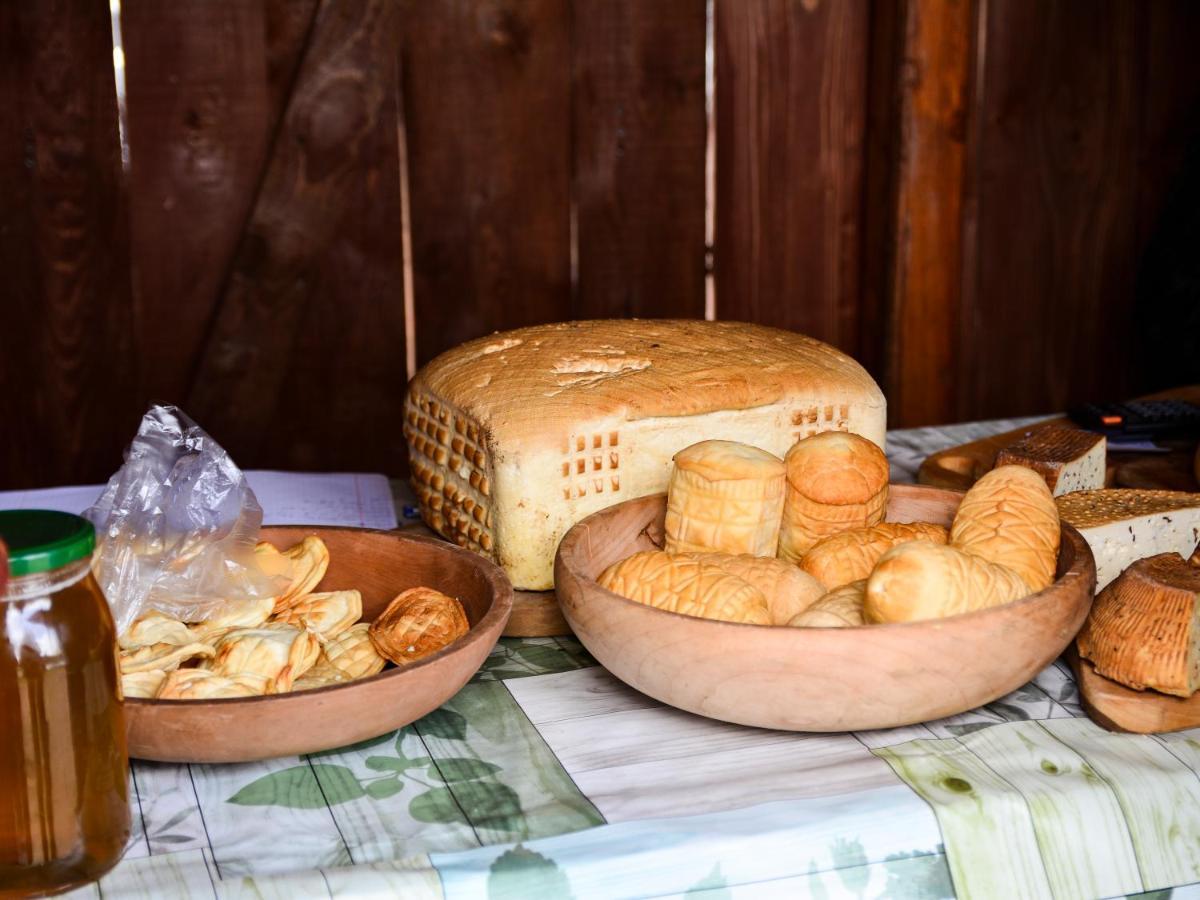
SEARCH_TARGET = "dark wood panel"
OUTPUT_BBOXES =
[0,0,137,489]
[265,0,321,118]
[1130,1,1200,396]
[121,0,272,404]
[254,63,408,475]
[186,0,406,474]
[714,0,870,353]
[962,0,1140,419]
[572,0,707,319]
[1135,1,1200,256]
[402,0,572,365]
[859,0,904,386]
[883,0,972,427]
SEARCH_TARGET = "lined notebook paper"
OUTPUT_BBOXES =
[0,471,399,530]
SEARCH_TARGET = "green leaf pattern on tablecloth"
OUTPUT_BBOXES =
[228,726,527,832]
[880,851,956,900]
[832,837,870,896]
[473,637,597,683]
[420,708,469,740]
[685,864,731,898]
[228,763,365,809]
[223,681,600,850]
[486,845,574,899]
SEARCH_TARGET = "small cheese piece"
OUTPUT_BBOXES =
[1057,489,1200,591]
[664,441,785,557]
[994,426,1106,497]
[787,580,866,628]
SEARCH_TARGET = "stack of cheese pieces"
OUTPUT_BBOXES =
[597,434,1062,628]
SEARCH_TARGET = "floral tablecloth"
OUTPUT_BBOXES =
[65,417,1200,900]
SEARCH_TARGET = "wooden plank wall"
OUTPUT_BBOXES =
[714,0,872,366]
[3,0,1199,488]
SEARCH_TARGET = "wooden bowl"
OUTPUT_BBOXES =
[555,484,1096,732]
[125,526,513,762]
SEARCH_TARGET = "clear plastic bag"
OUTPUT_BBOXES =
[85,405,280,636]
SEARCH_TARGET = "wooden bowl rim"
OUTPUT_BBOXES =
[126,525,514,708]
[556,485,1096,633]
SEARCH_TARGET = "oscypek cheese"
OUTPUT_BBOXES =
[403,320,886,590]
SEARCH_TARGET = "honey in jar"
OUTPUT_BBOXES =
[0,511,129,896]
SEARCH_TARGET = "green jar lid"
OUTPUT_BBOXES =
[0,510,96,577]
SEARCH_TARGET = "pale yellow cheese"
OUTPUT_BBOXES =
[405,320,886,590]
[1057,489,1200,591]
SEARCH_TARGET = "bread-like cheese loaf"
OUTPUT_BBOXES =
[799,521,948,589]
[665,441,785,557]
[1057,489,1200,592]
[597,550,771,625]
[864,541,1031,623]
[950,465,1060,592]
[406,320,886,589]
[687,552,825,624]
[778,432,889,562]
[788,580,866,628]
[994,426,1106,496]
[1076,553,1200,697]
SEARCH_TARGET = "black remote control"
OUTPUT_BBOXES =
[1068,399,1200,439]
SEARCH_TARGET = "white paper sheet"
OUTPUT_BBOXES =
[0,471,398,530]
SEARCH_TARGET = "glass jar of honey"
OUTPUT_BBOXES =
[0,511,129,896]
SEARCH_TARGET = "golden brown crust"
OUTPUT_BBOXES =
[598,550,772,625]
[950,465,1059,592]
[273,590,363,641]
[996,426,1104,466]
[685,552,825,624]
[799,522,948,589]
[1076,553,1200,697]
[864,541,1031,623]
[778,432,889,561]
[156,669,271,700]
[368,587,471,666]
[120,641,215,674]
[411,320,885,443]
[208,624,321,693]
[672,440,786,483]
[787,580,866,628]
[255,536,330,614]
[1056,488,1200,527]
[665,441,786,557]
[324,623,387,679]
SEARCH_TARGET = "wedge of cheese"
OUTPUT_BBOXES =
[404,320,886,590]
[994,426,1106,496]
[1056,489,1200,591]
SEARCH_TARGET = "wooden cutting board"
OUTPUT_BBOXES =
[1067,646,1200,734]
[507,588,570,637]
[918,386,1200,492]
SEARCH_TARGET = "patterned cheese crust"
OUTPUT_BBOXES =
[404,387,495,558]
[405,320,887,589]
[1077,553,1200,697]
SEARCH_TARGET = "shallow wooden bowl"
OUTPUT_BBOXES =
[126,526,513,763]
[555,484,1096,732]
